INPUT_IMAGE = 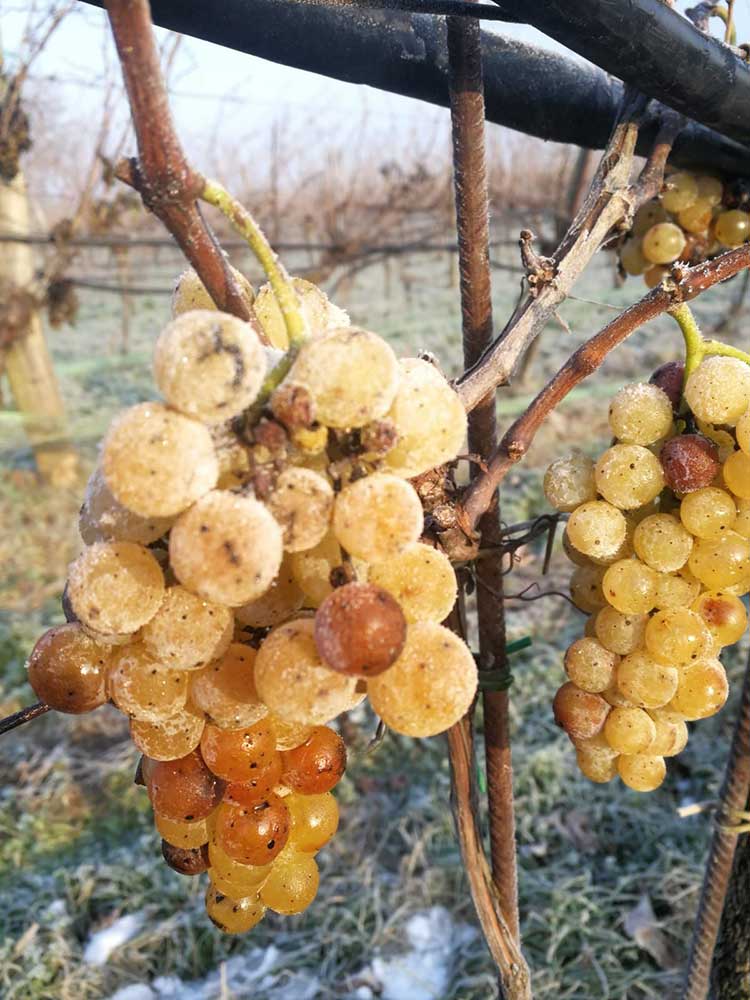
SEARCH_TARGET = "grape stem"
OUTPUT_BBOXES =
[200,178,307,348]
[669,301,750,383]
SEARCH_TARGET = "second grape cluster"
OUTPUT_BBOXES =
[545,355,750,791]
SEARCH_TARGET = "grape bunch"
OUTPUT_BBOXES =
[23,267,476,933]
[618,170,750,287]
[545,356,750,791]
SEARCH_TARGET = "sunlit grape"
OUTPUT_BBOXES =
[102,402,218,517]
[552,682,609,740]
[130,702,206,760]
[314,582,406,678]
[608,383,672,446]
[595,445,664,510]
[286,792,339,853]
[564,638,618,693]
[208,840,272,895]
[715,209,750,248]
[684,356,750,426]
[688,531,750,589]
[200,718,277,783]
[172,265,254,317]
[108,643,188,722]
[79,466,173,546]
[615,651,678,709]
[642,223,686,264]
[576,749,618,783]
[280,726,347,795]
[141,586,233,670]
[646,710,688,757]
[259,847,320,914]
[602,559,658,614]
[368,543,457,624]
[254,277,349,350]
[603,706,656,755]
[723,450,750,499]
[669,658,729,720]
[333,473,423,563]
[543,452,596,512]
[678,198,713,234]
[594,607,647,656]
[169,491,283,607]
[266,467,334,552]
[566,501,627,560]
[661,171,698,212]
[617,754,666,792]
[692,589,748,646]
[633,514,692,573]
[213,794,290,866]
[189,643,267,730]
[205,883,266,934]
[660,434,720,495]
[680,487,737,539]
[27,623,110,714]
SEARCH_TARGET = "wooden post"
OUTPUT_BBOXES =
[0,171,78,486]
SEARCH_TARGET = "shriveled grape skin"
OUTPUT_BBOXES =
[254,618,359,725]
[368,623,478,738]
[102,402,218,517]
[67,541,165,636]
[141,586,233,670]
[384,358,467,478]
[660,435,719,495]
[189,643,268,730]
[684,356,750,426]
[162,840,210,876]
[368,543,457,624]
[289,326,399,428]
[154,310,266,423]
[595,445,665,510]
[552,682,609,741]
[266,467,333,553]
[27,623,110,713]
[314,582,406,677]
[79,466,174,546]
[169,491,283,607]
[566,501,627,560]
[608,383,672,446]
[333,474,423,563]
[650,360,685,413]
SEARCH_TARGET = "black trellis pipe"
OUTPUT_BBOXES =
[81,0,750,174]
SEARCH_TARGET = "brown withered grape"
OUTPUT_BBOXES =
[314,582,407,677]
[552,682,610,740]
[649,360,685,413]
[660,434,720,494]
[280,726,347,795]
[27,623,110,714]
[161,840,210,876]
[147,751,224,823]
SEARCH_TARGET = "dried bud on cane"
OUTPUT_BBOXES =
[270,380,316,431]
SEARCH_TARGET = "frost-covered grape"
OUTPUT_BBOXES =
[689,532,750,589]
[200,718,276,783]
[266,467,333,553]
[576,749,618,783]
[646,710,689,757]
[633,514,693,572]
[595,445,664,510]
[543,451,597,512]
[692,589,748,646]
[617,754,666,792]
[569,564,607,613]
[715,209,750,248]
[615,651,678,709]
[169,491,283,607]
[205,883,266,934]
[79,466,173,546]
[685,357,750,426]
[289,326,398,428]
[67,541,164,635]
[566,501,627,560]
[255,618,359,725]
[333,473,423,563]
[290,533,342,608]
[368,622,477,738]
[141,586,233,670]
[552,682,609,740]
[254,277,349,350]
[368,543,457,624]
[234,555,305,628]
[130,703,206,761]
[213,793,290,866]
[642,223,686,264]
[602,559,658,614]
[383,358,467,478]
[680,487,737,539]
[661,171,698,212]
[314,582,406,677]
[620,239,648,276]
[644,608,713,666]
[172,265,255,317]
[564,638,618,693]
[102,402,218,517]
[27,623,110,713]
[269,715,315,751]
[608,383,672,445]
[153,310,266,424]
[259,847,319,914]
[108,643,188,722]
[147,750,224,823]
[286,792,339,853]
[660,435,719,495]
[594,607,647,655]
[280,725,347,795]
[736,408,750,456]
[155,811,212,849]
[189,643,267,730]
[633,200,668,236]
[654,568,702,610]
[649,360,685,413]
[723,450,750,499]
[669,658,729,720]
[603,706,656,754]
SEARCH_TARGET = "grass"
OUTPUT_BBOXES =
[0,239,747,998]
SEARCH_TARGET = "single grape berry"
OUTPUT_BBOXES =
[205,883,266,934]
[552,683,609,740]
[27,624,110,714]
[660,435,719,494]
[314,582,407,677]
[161,840,210,876]
[213,794,290,866]
[280,726,347,795]
[147,751,224,823]
[200,719,277,783]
